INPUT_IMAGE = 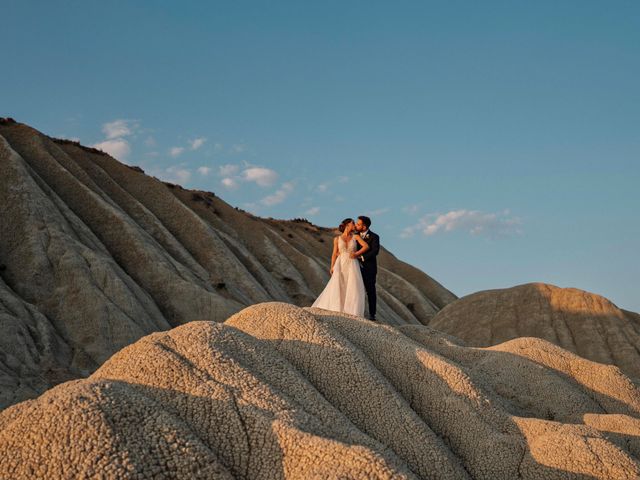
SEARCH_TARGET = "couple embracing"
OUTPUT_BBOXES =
[312,216,380,320]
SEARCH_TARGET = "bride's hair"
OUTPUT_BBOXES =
[339,218,354,233]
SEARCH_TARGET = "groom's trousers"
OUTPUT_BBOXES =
[361,267,377,319]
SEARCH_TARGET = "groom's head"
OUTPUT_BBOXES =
[356,216,371,232]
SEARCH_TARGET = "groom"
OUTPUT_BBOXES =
[352,216,380,321]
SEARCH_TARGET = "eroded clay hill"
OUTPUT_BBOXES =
[0,118,454,409]
[1,303,639,479]
[430,283,640,382]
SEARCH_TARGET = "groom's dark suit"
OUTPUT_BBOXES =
[357,230,380,320]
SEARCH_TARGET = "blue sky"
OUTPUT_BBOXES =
[3,1,639,311]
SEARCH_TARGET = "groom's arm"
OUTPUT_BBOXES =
[361,233,380,262]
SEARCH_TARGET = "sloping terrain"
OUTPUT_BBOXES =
[0,118,455,409]
[430,283,640,381]
[1,303,639,479]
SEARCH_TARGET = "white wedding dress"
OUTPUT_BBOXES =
[312,235,366,316]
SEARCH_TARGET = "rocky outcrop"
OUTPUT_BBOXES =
[0,119,455,409]
[1,303,639,479]
[430,283,640,382]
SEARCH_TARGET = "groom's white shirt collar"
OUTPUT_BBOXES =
[360,229,369,237]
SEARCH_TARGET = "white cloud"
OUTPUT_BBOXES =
[402,204,420,215]
[305,206,320,216]
[261,182,294,206]
[222,177,239,189]
[243,167,278,187]
[92,138,131,161]
[102,119,135,139]
[92,119,140,162]
[190,137,207,150]
[197,166,211,175]
[230,144,247,154]
[401,209,522,239]
[316,175,348,193]
[366,207,390,216]
[169,146,185,158]
[148,164,190,185]
[159,165,192,185]
[217,164,281,192]
[219,164,239,176]
[144,136,156,147]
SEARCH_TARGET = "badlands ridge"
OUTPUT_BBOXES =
[0,118,453,409]
[1,118,639,478]
[1,303,639,479]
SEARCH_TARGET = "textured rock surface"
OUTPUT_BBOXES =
[1,303,639,479]
[0,119,455,409]
[430,283,640,382]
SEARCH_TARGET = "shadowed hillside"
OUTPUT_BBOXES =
[0,118,455,409]
[1,303,639,479]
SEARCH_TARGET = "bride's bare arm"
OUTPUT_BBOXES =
[353,235,370,256]
[330,237,339,274]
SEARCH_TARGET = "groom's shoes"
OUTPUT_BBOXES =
[366,315,376,322]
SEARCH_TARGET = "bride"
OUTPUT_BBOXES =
[312,218,370,316]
